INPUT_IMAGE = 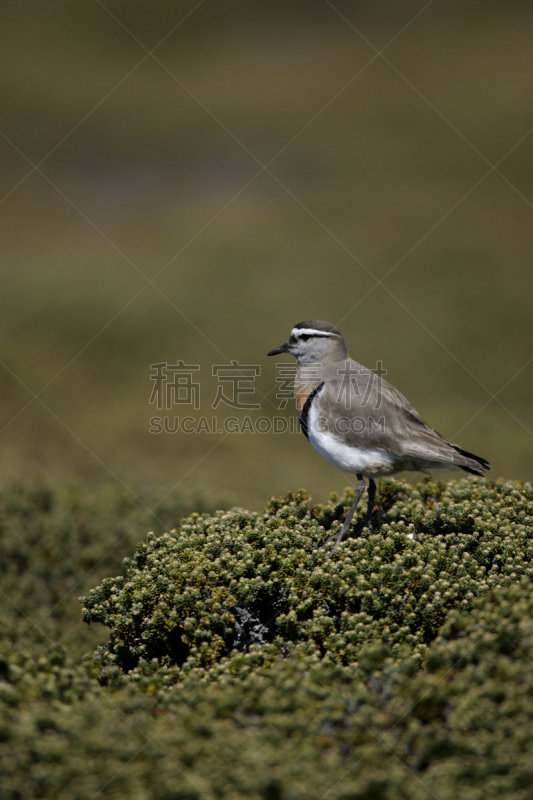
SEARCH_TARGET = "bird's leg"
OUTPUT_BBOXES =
[321,474,366,556]
[365,478,377,528]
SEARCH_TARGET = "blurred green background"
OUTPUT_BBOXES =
[1,0,532,515]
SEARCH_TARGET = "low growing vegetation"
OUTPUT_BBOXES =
[1,477,533,798]
[83,477,533,674]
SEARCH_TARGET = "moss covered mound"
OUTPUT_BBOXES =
[0,481,199,659]
[2,582,533,800]
[2,477,533,799]
[82,477,533,675]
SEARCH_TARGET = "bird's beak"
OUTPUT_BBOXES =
[267,341,290,356]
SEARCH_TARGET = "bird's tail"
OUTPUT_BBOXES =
[452,445,492,476]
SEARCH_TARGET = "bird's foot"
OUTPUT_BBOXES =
[321,517,357,557]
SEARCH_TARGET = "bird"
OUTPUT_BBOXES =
[267,319,491,554]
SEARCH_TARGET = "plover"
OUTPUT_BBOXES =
[267,319,491,554]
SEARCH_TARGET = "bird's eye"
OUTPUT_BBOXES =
[300,334,310,341]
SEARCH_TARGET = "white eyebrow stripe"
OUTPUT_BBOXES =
[291,328,335,338]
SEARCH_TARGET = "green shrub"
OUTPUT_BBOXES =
[81,477,533,674]
[0,481,205,658]
[2,581,533,799]
[2,477,533,799]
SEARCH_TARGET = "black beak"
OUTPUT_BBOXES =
[267,341,290,356]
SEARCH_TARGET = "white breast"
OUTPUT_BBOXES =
[307,395,399,477]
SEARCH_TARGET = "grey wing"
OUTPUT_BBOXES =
[322,361,489,472]
[321,365,424,452]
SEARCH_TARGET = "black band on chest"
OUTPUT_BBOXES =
[299,382,324,440]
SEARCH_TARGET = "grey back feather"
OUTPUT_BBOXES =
[301,357,490,475]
